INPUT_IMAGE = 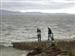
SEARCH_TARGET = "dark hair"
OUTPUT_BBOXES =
[37,28,41,32]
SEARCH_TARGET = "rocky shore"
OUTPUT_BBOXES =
[27,43,69,56]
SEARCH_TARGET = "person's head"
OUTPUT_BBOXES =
[37,28,41,32]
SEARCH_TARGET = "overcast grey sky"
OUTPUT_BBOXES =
[0,0,75,14]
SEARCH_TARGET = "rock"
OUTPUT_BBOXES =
[27,48,42,56]
[57,54,69,56]
[27,43,69,56]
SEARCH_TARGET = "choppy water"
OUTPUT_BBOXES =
[0,14,75,46]
[0,46,29,56]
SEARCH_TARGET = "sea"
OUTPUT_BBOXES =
[0,13,75,56]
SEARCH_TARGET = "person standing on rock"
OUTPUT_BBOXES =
[37,28,41,43]
[48,27,54,47]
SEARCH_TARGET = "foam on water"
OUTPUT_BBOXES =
[0,46,29,56]
[0,14,75,46]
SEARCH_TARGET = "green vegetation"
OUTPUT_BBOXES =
[12,41,48,50]
[12,40,75,50]
[12,40,75,56]
[68,51,75,56]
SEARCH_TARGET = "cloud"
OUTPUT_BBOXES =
[1,0,75,3]
[0,0,75,14]
[18,7,75,14]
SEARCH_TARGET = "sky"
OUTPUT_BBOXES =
[0,0,75,14]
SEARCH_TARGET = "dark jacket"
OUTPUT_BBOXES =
[48,27,52,34]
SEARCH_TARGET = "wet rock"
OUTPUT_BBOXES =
[27,48,42,56]
[27,43,69,56]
